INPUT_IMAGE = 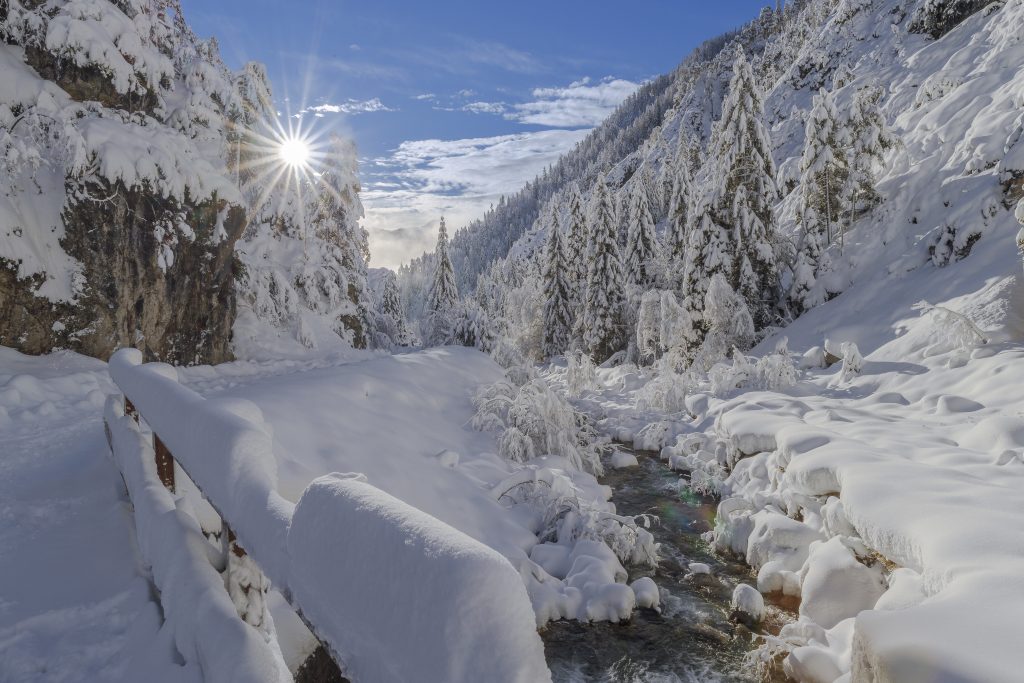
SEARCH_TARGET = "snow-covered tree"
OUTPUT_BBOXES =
[730,184,779,328]
[708,50,779,236]
[801,88,850,246]
[541,209,574,358]
[848,85,894,212]
[695,274,755,370]
[666,136,694,266]
[706,48,781,326]
[579,174,626,362]
[422,217,459,345]
[791,88,848,314]
[681,197,730,311]
[563,182,589,307]
[299,135,374,348]
[373,270,411,348]
[623,173,661,289]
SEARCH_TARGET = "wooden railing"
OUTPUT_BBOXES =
[104,348,551,683]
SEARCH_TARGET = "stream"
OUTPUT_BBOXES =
[541,445,793,682]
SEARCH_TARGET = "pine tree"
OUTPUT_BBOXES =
[709,49,778,241]
[375,270,411,347]
[791,88,848,315]
[563,182,589,308]
[623,173,661,289]
[707,48,781,327]
[541,208,574,358]
[681,197,730,311]
[307,135,374,348]
[423,216,459,345]
[579,174,626,362]
[848,85,894,212]
[666,135,693,265]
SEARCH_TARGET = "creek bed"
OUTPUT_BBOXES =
[541,445,792,682]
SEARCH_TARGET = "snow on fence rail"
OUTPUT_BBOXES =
[105,348,551,683]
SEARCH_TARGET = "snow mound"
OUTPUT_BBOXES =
[287,474,551,683]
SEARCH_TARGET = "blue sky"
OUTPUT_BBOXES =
[180,1,772,268]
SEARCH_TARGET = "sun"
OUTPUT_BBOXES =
[278,135,311,168]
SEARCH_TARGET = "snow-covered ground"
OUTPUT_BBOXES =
[0,349,202,683]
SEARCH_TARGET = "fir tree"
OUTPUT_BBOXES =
[374,270,411,348]
[563,182,589,308]
[848,85,894,212]
[791,88,848,314]
[708,49,779,239]
[681,197,730,311]
[541,208,574,358]
[579,174,626,362]
[666,135,693,266]
[307,135,374,348]
[707,48,781,327]
[423,216,459,345]
[623,173,661,289]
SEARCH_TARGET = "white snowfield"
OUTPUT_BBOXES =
[105,347,551,683]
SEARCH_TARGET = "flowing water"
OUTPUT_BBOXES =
[541,445,793,682]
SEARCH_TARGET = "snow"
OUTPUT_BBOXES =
[104,396,291,683]
[730,583,765,625]
[287,474,550,683]
[108,348,294,588]
[0,348,202,682]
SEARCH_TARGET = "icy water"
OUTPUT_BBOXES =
[541,445,792,682]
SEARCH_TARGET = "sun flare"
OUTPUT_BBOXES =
[278,135,311,168]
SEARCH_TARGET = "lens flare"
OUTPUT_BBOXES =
[278,135,311,168]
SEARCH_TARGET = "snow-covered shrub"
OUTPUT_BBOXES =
[913,300,988,356]
[635,365,693,414]
[708,339,798,397]
[490,467,658,568]
[566,350,599,397]
[452,300,497,351]
[834,341,864,384]
[473,378,604,475]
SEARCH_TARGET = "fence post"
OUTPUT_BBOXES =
[154,435,176,492]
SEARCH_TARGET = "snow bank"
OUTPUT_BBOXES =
[104,396,290,683]
[287,474,551,683]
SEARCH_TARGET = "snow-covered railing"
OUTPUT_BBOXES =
[105,348,551,683]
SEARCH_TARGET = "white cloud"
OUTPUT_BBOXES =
[457,88,476,98]
[349,43,361,51]
[507,76,640,128]
[304,98,395,116]
[362,129,589,269]
[412,93,436,100]
[463,101,506,115]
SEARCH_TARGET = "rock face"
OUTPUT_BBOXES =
[1,186,244,364]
